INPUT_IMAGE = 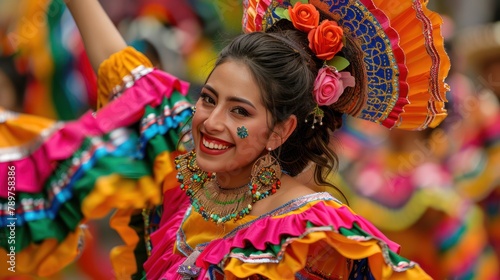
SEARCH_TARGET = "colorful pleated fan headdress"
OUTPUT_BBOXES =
[243,0,450,130]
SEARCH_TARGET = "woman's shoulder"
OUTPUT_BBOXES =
[252,177,346,216]
[272,176,319,204]
[251,175,340,216]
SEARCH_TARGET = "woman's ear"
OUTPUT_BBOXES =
[267,115,297,149]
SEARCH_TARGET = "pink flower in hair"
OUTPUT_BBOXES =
[313,66,355,106]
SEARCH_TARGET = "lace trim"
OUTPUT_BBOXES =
[175,192,340,255]
[109,65,154,102]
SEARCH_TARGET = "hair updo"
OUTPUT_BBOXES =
[213,18,363,190]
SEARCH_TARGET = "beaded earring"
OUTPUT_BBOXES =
[174,148,282,224]
[249,147,282,201]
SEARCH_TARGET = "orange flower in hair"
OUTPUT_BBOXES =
[288,2,319,33]
[308,20,344,60]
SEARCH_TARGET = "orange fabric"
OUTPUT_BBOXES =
[224,229,431,280]
[0,232,81,277]
[374,0,450,129]
[96,46,153,109]
[82,174,161,218]
[109,208,143,279]
[153,151,176,185]
[176,211,256,255]
[0,109,56,148]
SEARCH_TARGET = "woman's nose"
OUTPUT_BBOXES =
[203,108,226,133]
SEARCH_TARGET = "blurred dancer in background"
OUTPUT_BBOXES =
[452,20,500,265]
[325,119,500,279]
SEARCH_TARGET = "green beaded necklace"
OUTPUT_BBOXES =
[174,150,281,224]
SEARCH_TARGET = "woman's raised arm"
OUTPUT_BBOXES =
[66,0,127,72]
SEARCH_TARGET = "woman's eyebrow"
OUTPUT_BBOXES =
[204,84,256,109]
[227,96,256,109]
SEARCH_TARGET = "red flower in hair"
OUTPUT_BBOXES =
[308,20,344,60]
[288,2,319,33]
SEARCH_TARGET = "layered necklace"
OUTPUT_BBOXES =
[174,150,281,224]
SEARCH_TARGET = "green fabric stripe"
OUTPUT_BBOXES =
[47,0,77,120]
[1,135,153,252]
[229,221,411,267]
[144,92,193,160]
[339,223,411,265]
[1,92,192,252]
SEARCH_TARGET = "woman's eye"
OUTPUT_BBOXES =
[232,107,250,117]
[200,93,215,105]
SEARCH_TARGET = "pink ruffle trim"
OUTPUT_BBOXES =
[143,187,191,280]
[197,201,400,268]
[142,197,401,279]
[0,70,189,198]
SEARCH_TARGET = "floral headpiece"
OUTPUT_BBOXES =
[276,2,355,128]
[243,0,451,131]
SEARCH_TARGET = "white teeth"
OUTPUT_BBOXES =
[203,138,229,150]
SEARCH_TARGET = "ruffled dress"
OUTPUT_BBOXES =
[338,155,499,279]
[0,47,193,278]
[145,188,431,279]
[447,110,500,264]
[1,47,431,279]
[331,120,500,279]
[448,112,500,203]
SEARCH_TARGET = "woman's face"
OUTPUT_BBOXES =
[192,60,273,182]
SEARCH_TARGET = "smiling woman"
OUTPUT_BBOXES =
[194,60,282,183]
[0,0,451,279]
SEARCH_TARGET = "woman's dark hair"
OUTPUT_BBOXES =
[213,19,359,196]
